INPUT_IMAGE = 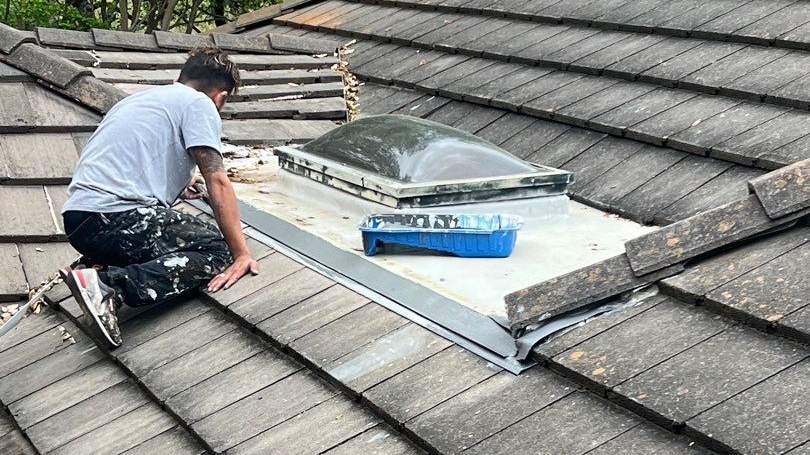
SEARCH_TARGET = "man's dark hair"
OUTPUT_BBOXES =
[178,47,241,95]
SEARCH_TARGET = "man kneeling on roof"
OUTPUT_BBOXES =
[60,47,258,348]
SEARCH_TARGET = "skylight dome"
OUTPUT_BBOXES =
[274,115,572,207]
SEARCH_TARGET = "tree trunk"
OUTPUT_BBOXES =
[159,0,180,30]
[213,0,226,26]
[128,0,141,30]
[119,0,128,30]
[186,0,204,33]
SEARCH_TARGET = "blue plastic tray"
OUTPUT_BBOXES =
[359,214,523,258]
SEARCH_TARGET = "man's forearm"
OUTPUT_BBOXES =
[205,172,250,259]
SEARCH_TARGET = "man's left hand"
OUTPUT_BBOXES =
[207,255,259,292]
[180,175,206,200]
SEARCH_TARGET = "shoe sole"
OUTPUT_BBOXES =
[63,270,122,348]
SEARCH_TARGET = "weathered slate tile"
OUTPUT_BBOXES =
[222,119,337,146]
[513,28,601,65]
[624,0,702,29]
[26,381,148,452]
[338,7,414,38]
[590,89,696,136]
[605,37,704,78]
[191,370,336,452]
[682,46,788,92]
[760,134,810,170]
[393,12,457,45]
[464,392,638,455]
[48,402,176,455]
[229,267,333,325]
[0,133,78,183]
[0,82,38,132]
[706,243,808,325]
[141,328,265,399]
[522,76,620,118]
[120,426,204,455]
[465,66,552,106]
[437,17,510,50]
[35,27,94,49]
[657,1,744,32]
[9,361,127,429]
[361,86,421,114]
[686,361,810,455]
[572,34,666,72]
[474,113,536,146]
[554,82,657,128]
[407,368,572,454]
[116,310,234,376]
[694,0,794,37]
[506,253,681,331]
[0,426,36,455]
[0,307,64,353]
[7,44,91,89]
[474,23,549,60]
[290,303,408,366]
[425,59,498,96]
[780,305,810,344]
[0,22,36,53]
[18,242,77,289]
[357,48,444,84]
[526,127,606,168]
[748,159,810,219]
[411,15,487,48]
[562,137,645,190]
[625,194,808,276]
[616,155,732,223]
[439,62,519,101]
[735,4,810,44]
[364,346,500,422]
[591,0,660,24]
[153,31,213,50]
[657,165,765,224]
[118,297,212,351]
[167,350,301,422]
[233,2,282,28]
[615,324,806,426]
[324,323,452,393]
[555,299,731,390]
[267,33,339,54]
[205,252,302,306]
[24,82,101,130]
[448,104,504,134]
[91,29,159,51]
[627,95,740,146]
[712,112,809,166]
[534,295,666,360]
[228,396,380,455]
[0,327,102,403]
[0,61,29,82]
[322,425,424,455]
[399,54,471,88]
[499,120,571,160]
[0,325,83,377]
[786,442,810,455]
[546,31,630,67]
[576,145,687,208]
[670,102,789,154]
[426,100,487,126]
[0,244,26,298]
[392,94,451,117]
[585,423,713,455]
[640,41,746,86]
[257,284,370,343]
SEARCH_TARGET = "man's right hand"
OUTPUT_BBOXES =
[207,255,259,292]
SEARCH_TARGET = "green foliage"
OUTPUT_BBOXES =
[1,0,110,31]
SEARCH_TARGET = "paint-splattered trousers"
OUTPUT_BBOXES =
[63,206,232,307]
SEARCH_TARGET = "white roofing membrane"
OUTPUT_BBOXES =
[232,153,655,319]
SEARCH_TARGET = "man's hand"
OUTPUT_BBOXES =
[207,255,259,292]
[179,175,206,200]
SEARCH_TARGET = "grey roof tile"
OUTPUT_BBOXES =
[0,245,27,298]
[211,33,274,53]
[0,423,36,455]
[119,426,204,455]
[680,46,789,91]
[324,323,452,393]
[26,381,148,452]
[0,186,59,241]
[584,423,714,455]
[398,53,471,88]
[153,30,214,50]
[615,324,805,425]
[655,164,764,223]
[616,155,732,223]
[605,37,704,78]
[658,1,751,32]
[228,268,332,325]
[0,82,35,132]
[498,118,571,160]
[693,0,796,36]
[590,88,696,136]
[475,112,536,145]
[464,392,638,455]
[232,2,284,28]
[561,136,645,190]
[440,62,521,102]
[576,145,686,207]
[555,298,731,389]
[364,346,500,422]
[222,119,338,146]
[712,111,809,167]
[505,252,680,330]
[447,103,505,133]
[166,350,301,423]
[289,303,409,366]
[706,242,809,324]
[513,27,601,64]
[591,0,663,24]
[780,306,810,345]
[227,396,379,455]
[626,94,739,146]
[406,368,572,454]
[554,81,657,128]
[749,158,810,218]
[318,3,382,31]
[434,17,510,49]
[411,15,488,49]
[566,0,632,21]
[625,0,704,29]
[321,425,424,455]
[35,27,95,49]
[490,70,575,111]
[735,4,810,43]
[6,43,91,89]
[0,62,31,82]
[546,31,630,66]
[722,51,810,100]
[0,133,78,183]
[475,22,550,60]
[639,41,746,86]
[768,72,810,108]
[422,58,498,95]
[17,242,77,288]
[686,361,810,455]
[625,194,807,276]
[267,33,340,54]
[53,74,127,114]
[527,127,606,167]
[0,306,64,353]
[523,75,621,118]
[391,93,451,117]
[92,29,160,51]
[0,22,37,53]
[668,102,785,155]
[221,97,347,120]
[204,253,302,306]
[47,402,176,455]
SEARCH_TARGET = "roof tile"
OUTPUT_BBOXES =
[212,33,276,53]
[0,244,27,298]
[0,23,36,54]
[6,43,91,89]
[268,33,340,54]
[35,27,95,49]
[749,158,810,219]
[52,74,127,114]
[91,28,160,51]
[153,31,214,50]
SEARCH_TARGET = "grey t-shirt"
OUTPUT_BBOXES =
[63,83,222,213]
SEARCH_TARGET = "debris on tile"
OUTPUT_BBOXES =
[57,325,76,344]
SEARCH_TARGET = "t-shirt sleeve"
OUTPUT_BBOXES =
[182,97,223,154]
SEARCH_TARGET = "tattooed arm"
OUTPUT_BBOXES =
[188,146,258,291]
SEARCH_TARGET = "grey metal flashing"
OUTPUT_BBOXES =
[189,199,534,374]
